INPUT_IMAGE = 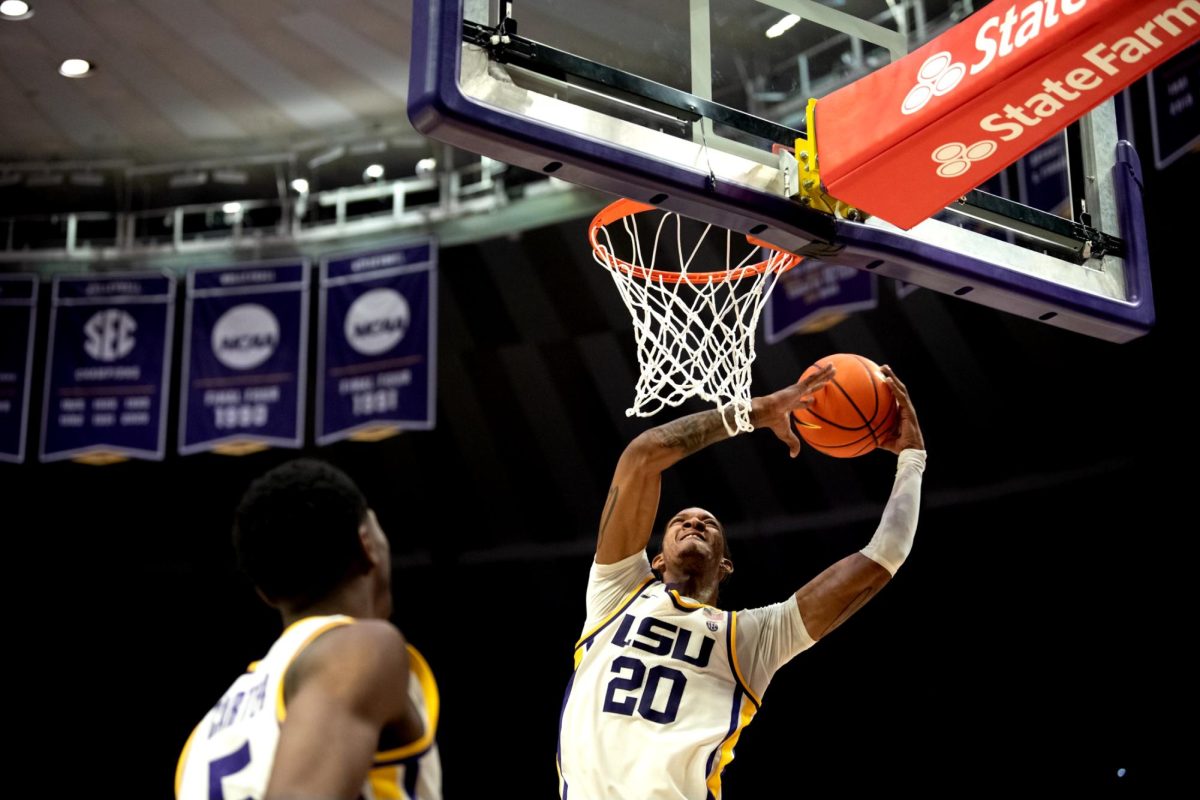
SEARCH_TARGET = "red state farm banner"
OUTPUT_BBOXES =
[816,0,1200,229]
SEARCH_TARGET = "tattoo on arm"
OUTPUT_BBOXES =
[651,409,734,456]
[598,486,619,546]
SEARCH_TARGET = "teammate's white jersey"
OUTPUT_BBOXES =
[558,553,815,800]
[176,615,441,800]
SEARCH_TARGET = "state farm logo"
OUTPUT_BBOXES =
[83,308,137,362]
[931,140,997,178]
[345,288,409,356]
[211,303,279,370]
[902,51,966,115]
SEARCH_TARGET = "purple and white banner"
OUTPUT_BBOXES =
[1150,42,1200,170]
[317,240,437,444]
[1017,134,1071,217]
[0,275,38,463]
[40,272,174,463]
[179,261,308,455]
[765,260,877,343]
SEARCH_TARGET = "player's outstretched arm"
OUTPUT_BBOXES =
[794,366,926,640]
[265,621,425,800]
[596,365,835,564]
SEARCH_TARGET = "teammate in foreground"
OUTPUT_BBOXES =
[176,458,441,800]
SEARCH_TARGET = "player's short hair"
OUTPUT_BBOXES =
[234,458,370,607]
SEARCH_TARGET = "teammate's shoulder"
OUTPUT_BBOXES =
[326,618,407,650]
[299,619,410,675]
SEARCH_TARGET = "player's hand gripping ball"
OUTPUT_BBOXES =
[792,353,899,457]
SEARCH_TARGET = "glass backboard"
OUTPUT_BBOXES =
[409,0,1155,342]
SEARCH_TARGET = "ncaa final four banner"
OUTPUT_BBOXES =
[39,272,175,465]
[816,0,1200,229]
[179,261,309,456]
[317,240,437,444]
[0,275,38,463]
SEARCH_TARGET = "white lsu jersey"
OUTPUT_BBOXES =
[558,553,814,800]
[176,615,441,800]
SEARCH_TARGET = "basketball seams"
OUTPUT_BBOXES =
[828,372,879,448]
[850,355,882,421]
[793,353,898,457]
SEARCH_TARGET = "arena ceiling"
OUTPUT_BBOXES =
[0,1,964,165]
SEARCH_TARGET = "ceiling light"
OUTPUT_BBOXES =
[59,58,94,78]
[290,178,309,194]
[307,145,345,170]
[363,164,385,181]
[222,202,243,214]
[349,140,386,155]
[415,158,437,177]
[0,1,32,20]
[212,168,248,185]
[765,14,800,38]
[168,171,208,188]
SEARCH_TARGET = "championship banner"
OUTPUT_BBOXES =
[1017,133,1071,214]
[1149,41,1200,168]
[40,272,174,465]
[317,240,437,444]
[0,275,38,463]
[179,261,308,456]
[816,0,1200,229]
[764,259,877,343]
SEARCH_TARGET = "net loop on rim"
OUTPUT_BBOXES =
[589,198,801,435]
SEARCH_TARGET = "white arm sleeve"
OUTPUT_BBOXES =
[734,599,816,700]
[581,551,654,634]
[859,448,926,575]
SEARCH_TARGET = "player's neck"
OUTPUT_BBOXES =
[660,570,719,606]
[278,580,377,627]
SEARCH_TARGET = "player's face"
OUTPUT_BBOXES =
[662,507,726,568]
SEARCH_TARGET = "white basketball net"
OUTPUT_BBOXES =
[590,202,799,435]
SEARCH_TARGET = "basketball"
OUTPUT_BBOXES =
[792,353,899,457]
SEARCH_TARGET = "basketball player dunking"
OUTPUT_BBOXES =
[557,365,926,798]
[175,459,441,800]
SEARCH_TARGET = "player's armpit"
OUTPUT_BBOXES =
[266,621,423,800]
[793,553,892,641]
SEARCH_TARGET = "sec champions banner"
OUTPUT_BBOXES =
[40,272,175,464]
[317,240,437,444]
[0,275,38,463]
[179,261,309,456]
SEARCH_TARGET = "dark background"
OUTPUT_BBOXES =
[6,105,1193,800]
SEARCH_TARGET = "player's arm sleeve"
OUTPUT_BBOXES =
[582,550,654,632]
[734,600,816,700]
[790,448,926,642]
[859,448,926,575]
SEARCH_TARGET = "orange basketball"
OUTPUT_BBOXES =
[792,353,899,458]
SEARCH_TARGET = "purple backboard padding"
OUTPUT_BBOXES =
[409,0,1154,341]
[1115,141,1154,314]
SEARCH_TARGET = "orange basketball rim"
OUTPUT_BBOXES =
[588,198,802,284]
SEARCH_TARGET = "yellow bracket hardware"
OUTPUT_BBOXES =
[793,99,868,222]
